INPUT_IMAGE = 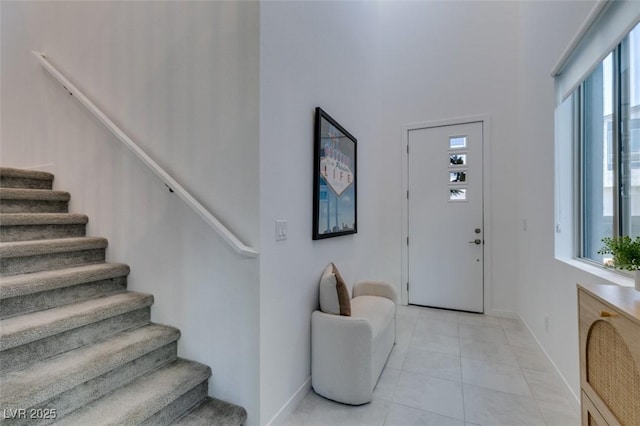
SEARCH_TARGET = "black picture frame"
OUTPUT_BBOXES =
[313,107,357,240]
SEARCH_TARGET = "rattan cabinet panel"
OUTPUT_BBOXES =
[578,283,640,426]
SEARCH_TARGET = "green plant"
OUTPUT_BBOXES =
[598,236,640,271]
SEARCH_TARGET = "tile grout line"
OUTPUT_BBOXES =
[398,312,418,371]
[382,319,408,426]
[384,313,408,426]
[458,316,468,424]
[500,317,550,425]
[385,400,468,425]
[384,308,412,426]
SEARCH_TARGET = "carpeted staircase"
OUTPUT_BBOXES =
[0,167,247,425]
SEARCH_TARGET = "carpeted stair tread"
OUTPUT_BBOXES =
[0,213,89,242]
[172,397,248,426]
[0,187,70,201]
[0,167,249,422]
[0,237,107,276]
[0,324,180,411]
[56,358,211,426]
[0,213,88,226]
[0,291,153,350]
[0,236,107,258]
[0,167,54,182]
[0,167,53,190]
[0,263,130,299]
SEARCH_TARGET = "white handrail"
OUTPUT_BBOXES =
[32,51,258,258]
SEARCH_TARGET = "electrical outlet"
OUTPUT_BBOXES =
[275,220,287,241]
[544,315,550,333]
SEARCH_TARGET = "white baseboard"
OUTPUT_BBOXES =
[487,308,518,319]
[266,377,311,426]
[517,314,580,406]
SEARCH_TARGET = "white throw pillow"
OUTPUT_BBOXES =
[318,263,351,316]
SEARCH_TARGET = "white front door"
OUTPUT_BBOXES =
[407,121,484,313]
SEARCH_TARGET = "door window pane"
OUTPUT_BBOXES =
[450,188,467,201]
[449,136,466,149]
[450,154,466,166]
[450,171,466,183]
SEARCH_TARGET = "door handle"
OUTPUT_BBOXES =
[469,239,482,245]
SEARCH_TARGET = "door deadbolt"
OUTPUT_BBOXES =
[474,228,481,234]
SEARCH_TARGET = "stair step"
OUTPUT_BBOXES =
[0,168,249,423]
[0,167,54,190]
[0,188,70,213]
[56,359,211,426]
[0,291,153,351]
[0,324,181,415]
[1,307,150,374]
[0,213,88,242]
[140,382,208,426]
[0,236,107,276]
[25,342,179,426]
[0,263,130,318]
[173,397,248,426]
[1,292,152,373]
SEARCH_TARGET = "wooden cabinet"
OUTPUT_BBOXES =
[578,283,640,426]
[582,390,609,426]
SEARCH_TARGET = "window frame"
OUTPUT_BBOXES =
[577,30,637,265]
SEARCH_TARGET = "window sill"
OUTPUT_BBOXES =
[556,257,635,288]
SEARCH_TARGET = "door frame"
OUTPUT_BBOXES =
[401,115,493,314]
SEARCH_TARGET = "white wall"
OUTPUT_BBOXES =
[3,1,619,423]
[377,1,521,315]
[259,3,608,422]
[1,1,261,423]
[259,2,383,424]
[259,1,527,423]
[516,0,600,400]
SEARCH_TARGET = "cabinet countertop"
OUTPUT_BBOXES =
[578,282,640,325]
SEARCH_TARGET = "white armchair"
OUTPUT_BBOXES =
[312,280,398,405]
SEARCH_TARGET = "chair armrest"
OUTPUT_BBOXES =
[311,311,373,404]
[311,310,373,339]
[352,281,398,303]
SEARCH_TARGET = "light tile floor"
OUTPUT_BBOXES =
[282,305,580,426]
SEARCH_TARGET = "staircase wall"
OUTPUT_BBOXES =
[1,2,260,425]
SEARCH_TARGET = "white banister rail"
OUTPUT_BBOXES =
[32,51,258,258]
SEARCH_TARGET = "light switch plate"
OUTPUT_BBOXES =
[275,220,287,241]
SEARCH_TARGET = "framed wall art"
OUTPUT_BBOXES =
[313,107,357,240]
